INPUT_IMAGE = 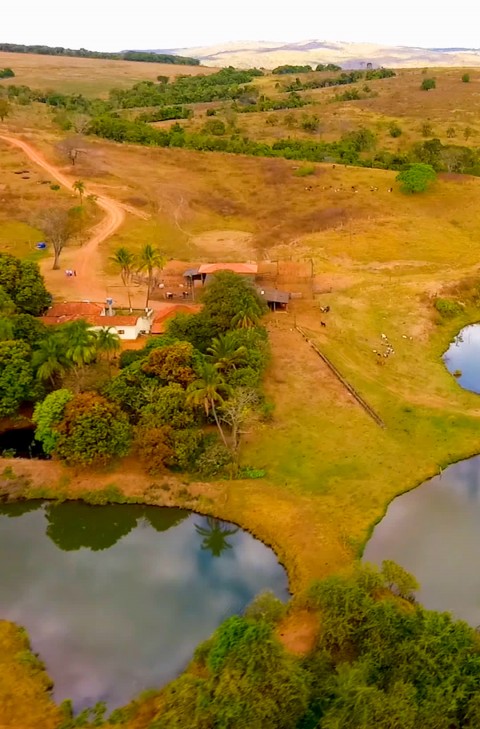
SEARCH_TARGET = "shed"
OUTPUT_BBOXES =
[256,287,290,311]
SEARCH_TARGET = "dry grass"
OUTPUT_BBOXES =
[0,52,214,97]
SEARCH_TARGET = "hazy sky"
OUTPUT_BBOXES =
[3,0,480,51]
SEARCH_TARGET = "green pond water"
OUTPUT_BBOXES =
[0,501,288,711]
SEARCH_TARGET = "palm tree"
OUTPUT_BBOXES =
[32,334,70,387]
[110,247,136,310]
[61,319,99,390]
[231,303,262,330]
[137,243,166,308]
[72,180,85,204]
[186,361,231,447]
[96,326,121,373]
[206,332,247,372]
[195,517,239,557]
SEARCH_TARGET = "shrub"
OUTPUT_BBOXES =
[244,591,287,624]
[196,440,232,477]
[421,78,436,91]
[138,383,196,430]
[434,297,463,318]
[134,425,174,474]
[294,164,315,176]
[396,163,437,193]
[171,428,205,471]
[389,122,402,138]
[33,388,74,454]
[118,349,144,369]
[462,73,470,83]
[238,466,266,479]
[201,118,226,135]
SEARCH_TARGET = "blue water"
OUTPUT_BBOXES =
[443,324,480,393]
[0,502,288,710]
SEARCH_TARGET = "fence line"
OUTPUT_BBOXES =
[295,325,386,429]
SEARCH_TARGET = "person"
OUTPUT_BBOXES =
[73,270,77,277]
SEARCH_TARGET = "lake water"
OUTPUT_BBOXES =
[363,455,480,626]
[443,324,480,393]
[0,501,288,710]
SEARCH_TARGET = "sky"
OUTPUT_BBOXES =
[3,0,480,52]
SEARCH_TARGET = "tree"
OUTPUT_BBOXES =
[0,99,10,122]
[40,208,75,270]
[0,286,15,316]
[72,179,85,204]
[207,332,248,372]
[32,388,74,454]
[133,424,174,474]
[138,383,195,430]
[462,73,470,83]
[110,247,136,309]
[55,392,132,466]
[0,340,34,418]
[96,326,120,372]
[11,314,48,347]
[219,387,259,463]
[201,271,267,334]
[0,254,50,315]
[446,126,456,138]
[60,319,99,389]
[57,134,85,166]
[421,78,436,91]
[142,341,196,388]
[396,163,437,193]
[186,361,231,446]
[137,243,166,307]
[0,317,13,341]
[32,334,70,387]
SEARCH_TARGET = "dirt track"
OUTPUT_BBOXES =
[0,134,146,299]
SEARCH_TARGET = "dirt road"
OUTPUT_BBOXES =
[0,134,147,301]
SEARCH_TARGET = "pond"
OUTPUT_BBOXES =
[363,455,480,626]
[443,323,480,393]
[0,501,288,711]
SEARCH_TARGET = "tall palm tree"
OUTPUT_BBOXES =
[137,243,166,308]
[186,361,231,447]
[206,332,247,372]
[110,247,136,310]
[96,326,121,374]
[61,319,99,391]
[32,334,70,387]
[72,180,85,204]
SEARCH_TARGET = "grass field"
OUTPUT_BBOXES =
[0,51,214,97]
[3,56,480,725]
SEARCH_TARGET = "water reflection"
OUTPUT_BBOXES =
[444,324,480,393]
[0,502,288,710]
[364,454,480,626]
[195,517,239,557]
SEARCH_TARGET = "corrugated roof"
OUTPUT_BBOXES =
[197,263,258,275]
[257,288,290,304]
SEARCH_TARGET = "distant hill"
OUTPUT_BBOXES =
[145,39,480,69]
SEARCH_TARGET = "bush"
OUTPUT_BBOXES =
[118,349,144,369]
[462,73,470,83]
[196,440,232,477]
[389,122,402,138]
[421,78,436,91]
[201,118,226,136]
[396,163,437,193]
[134,425,174,474]
[244,591,287,624]
[434,297,463,318]
[171,428,205,471]
[294,165,315,177]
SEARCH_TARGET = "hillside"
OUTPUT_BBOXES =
[158,38,480,69]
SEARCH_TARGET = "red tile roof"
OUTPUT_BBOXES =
[45,302,104,318]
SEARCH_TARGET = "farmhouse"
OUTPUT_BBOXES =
[40,301,153,340]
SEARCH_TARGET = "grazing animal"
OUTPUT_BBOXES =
[320,321,327,327]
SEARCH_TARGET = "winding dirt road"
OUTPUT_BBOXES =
[0,134,147,300]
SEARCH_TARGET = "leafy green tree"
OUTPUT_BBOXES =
[0,286,15,316]
[0,317,14,341]
[32,388,74,454]
[138,383,195,430]
[206,332,248,372]
[186,361,231,446]
[142,341,197,388]
[11,314,48,346]
[0,254,50,315]
[201,118,226,135]
[0,340,34,417]
[32,333,70,387]
[103,360,157,419]
[55,392,132,466]
[137,243,166,307]
[201,271,267,334]
[72,179,85,203]
[396,163,437,193]
[421,78,436,91]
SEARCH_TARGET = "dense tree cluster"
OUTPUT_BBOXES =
[0,43,199,65]
[145,563,480,728]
